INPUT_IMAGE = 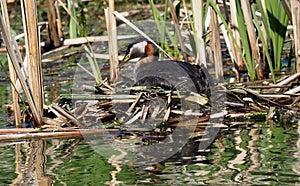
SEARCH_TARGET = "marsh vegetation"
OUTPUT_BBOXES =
[0,0,300,185]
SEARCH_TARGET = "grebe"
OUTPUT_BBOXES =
[120,40,211,96]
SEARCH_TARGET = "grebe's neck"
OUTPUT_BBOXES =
[138,55,156,63]
[134,56,158,75]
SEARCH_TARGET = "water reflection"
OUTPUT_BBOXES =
[293,119,300,181]
[0,121,299,185]
[11,141,52,185]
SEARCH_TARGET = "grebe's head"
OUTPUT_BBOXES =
[119,40,158,67]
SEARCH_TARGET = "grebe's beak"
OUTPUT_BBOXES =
[118,54,131,68]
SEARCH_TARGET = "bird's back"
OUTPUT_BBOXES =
[135,60,211,95]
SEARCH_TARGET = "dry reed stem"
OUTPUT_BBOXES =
[281,0,292,21]
[49,104,78,126]
[109,0,119,82]
[0,131,84,141]
[55,0,63,39]
[168,0,188,62]
[0,9,42,126]
[268,72,300,93]
[63,93,138,100]
[240,0,263,79]
[0,44,25,53]
[0,0,22,127]
[259,1,268,73]
[105,0,119,83]
[0,127,80,134]
[21,0,44,126]
[42,50,78,63]
[259,94,291,98]
[0,128,151,142]
[285,85,300,95]
[229,0,243,71]
[191,0,206,66]
[46,0,61,48]
[56,0,78,26]
[43,35,136,47]
[291,0,300,72]
[127,92,143,113]
[210,5,223,80]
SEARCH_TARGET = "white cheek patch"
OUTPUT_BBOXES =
[130,41,147,56]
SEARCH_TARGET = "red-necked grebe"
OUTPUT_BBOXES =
[120,40,211,96]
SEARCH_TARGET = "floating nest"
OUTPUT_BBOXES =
[55,73,300,130]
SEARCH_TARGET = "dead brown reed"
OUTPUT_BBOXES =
[46,0,62,48]
[209,5,223,80]
[0,8,42,127]
[291,0,300,72]
[168,0,188,62]
[20,0,44,126]
[229,0,243,71]
[0,0,22,127]
[191,0,206,66]
[105,0,119,83]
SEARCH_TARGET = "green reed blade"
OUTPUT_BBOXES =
[236,0,255,80]
[84,45,102,84]
[264,0,289,71]
[148,0,180,58]
[67,0,77,38]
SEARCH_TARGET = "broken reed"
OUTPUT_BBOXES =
[21,0,44,125]
[105,0,119,83]
[291,0,300,72]
[0,0,22,127]
[0,0,44,127]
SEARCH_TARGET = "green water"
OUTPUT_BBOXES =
[0,66,300,184]
[0,123,299,185]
